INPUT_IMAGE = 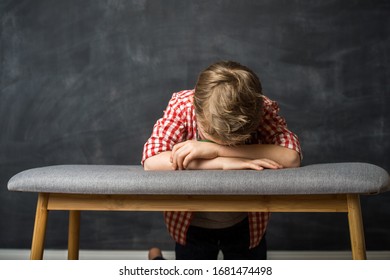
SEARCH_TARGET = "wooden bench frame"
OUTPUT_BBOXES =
[30,192,366,260]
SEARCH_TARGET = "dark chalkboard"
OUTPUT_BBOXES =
[1,0,389,254]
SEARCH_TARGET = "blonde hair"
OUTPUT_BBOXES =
[194,61,263,145]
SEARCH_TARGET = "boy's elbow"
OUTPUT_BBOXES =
[143,163,151,171]
[284,150,301,168]
[143,153,174,171]
[143,158,153,171]
[143,158,158,171]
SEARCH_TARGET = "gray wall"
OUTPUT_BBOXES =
[1,0,389,252]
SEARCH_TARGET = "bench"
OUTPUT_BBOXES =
[7,162,390,260]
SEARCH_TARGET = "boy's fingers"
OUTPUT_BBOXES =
[172,159,177,170]
[174,150,187,170]
[170,144,180,162]
[182,154,195,169]
[249,163,264,171]
[253,159,279,169]
[171,143,185,169]
[172,152,180,170]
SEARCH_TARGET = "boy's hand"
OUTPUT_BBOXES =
[171,140,220,170]
[221,157,283,170]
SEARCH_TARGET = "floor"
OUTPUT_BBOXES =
[1,249,389,260]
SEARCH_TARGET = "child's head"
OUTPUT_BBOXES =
[194,61,263,145]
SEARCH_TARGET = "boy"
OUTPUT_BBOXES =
[142,61,301,260]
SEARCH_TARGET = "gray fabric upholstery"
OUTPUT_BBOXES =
[7,163,390,195]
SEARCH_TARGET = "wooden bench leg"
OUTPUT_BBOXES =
[347,194,367,260]
[30,193,49,260]
[68,210,81,260]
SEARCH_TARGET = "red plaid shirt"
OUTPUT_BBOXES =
[142,89,301,248]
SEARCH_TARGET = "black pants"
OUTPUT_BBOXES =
[175,218,267,260]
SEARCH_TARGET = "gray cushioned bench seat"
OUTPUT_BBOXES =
[8,162,390,195]
[7,162,390,260]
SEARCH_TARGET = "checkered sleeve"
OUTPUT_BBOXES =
[260,96,302,159]
[142,92,187,165]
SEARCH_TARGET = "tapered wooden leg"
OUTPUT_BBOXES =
[68,210,81,260]
[347,194,367,260]
[30,193,49,260]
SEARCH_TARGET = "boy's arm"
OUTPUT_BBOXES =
[185,156,282,171]
[217,143,301,167]
[170,140,300,170]
[143,149,283,171]
[143,151,173,171]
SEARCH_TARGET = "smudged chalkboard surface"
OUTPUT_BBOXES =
[1,0,389,252]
